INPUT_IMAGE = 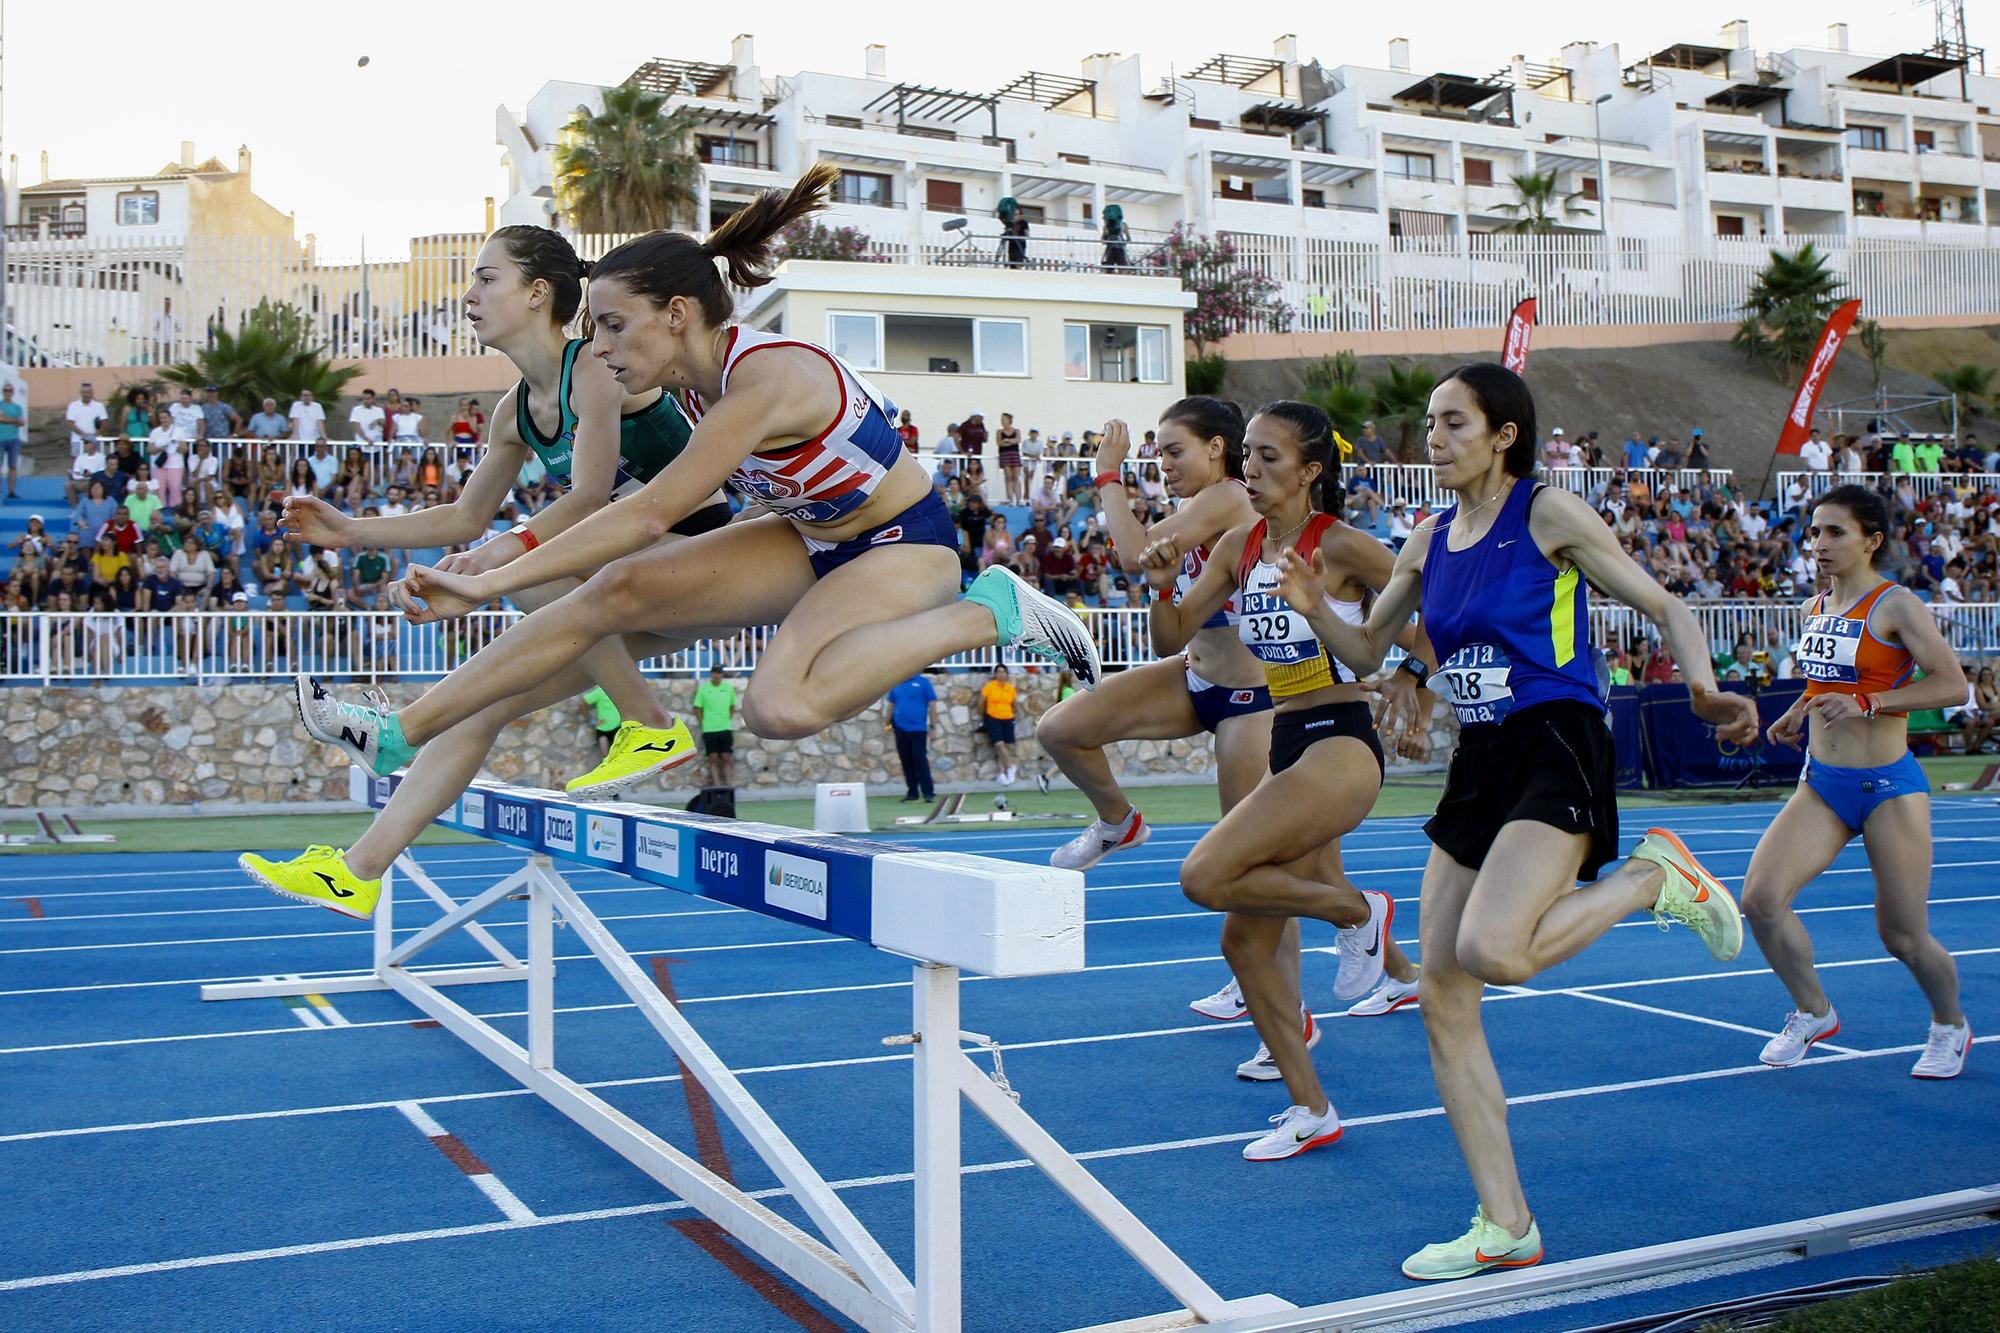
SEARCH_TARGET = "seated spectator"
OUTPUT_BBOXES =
[9,548,46,607]
[71,479,117,543]
[1077,534,1109,603]
[89,533,132,589]
[1009,535,1042,587]
[7,514,50,562]
[107,564,140,613]
[170,535,219,608]
[67,439,111,506]
[306,440,341,495]
[188,439,221,509]
[81,589,125,675]
[1040,535,1079,598]
[1102,575,1132,609]
[103,506,141,554]
[298,549,343,610]
[1346,463,1383,522]
[249,531,292,597]
[124,475,165,537]
[139,556,182,613]
[1386,500,1415,547]
[351,542,395,607]
[982,513,1014,566]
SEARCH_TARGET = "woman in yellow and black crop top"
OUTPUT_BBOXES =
[1142,400,1435,1162]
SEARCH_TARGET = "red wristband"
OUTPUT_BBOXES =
[1094,471,1123,489]
[509,523,538,551]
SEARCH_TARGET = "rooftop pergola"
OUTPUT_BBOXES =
[1392,72,1516,125]
[1184,53,1286,88]
[994,71,1097,116]
[625,58,735,98]
[861,83,1001,138]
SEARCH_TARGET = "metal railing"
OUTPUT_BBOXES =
[14,229,2000,363]
[8,600,1996,687]
[1773,471,2000,504]
[1344,465,1734,511]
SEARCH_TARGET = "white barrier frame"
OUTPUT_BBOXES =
[202,775,1285,1332]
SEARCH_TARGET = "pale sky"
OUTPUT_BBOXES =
[5,2,1946,254]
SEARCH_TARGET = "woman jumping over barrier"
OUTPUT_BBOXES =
[1139,401,1426,1134]
[244,225,732,917]
[1744,484,1970,1077]
[1299,363,1758,1279]
[1041,404,1269,873]
[289,163,1099,796]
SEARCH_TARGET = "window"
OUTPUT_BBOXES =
[1303,188,1326,209]
[117,191,160,226]
[1064,324,1090,380]
[824,114,863,130]
[1217,176,1253,200]
[1845,124,1888,151]
[836,170,894,207]
[1464,157,1494,187]
[925,178,964,211]
[1137,327,1168,384]
[1715,214,1745,237]
[1853,189,1887,217]
[1385,150,1436,180]
[828,312,883,371]
[1062,323,1170,383]
[699,137,760,167]
[1579,175,1599,201]
[1914,129,1936,153]
[973,319,1028,376]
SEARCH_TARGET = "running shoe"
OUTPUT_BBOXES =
[1760,1006,1841,1067]
[1235,1006,1320,1082]
[1348,972,1421,1018]
[1911,1020,1972,1080]
[963,566,1102,689]
[1051,811,1150,870]
[240,846,380,921]
[565,719,699,801]
[1241,1102,1343,1162]
[1402,1208,1543,1281]
[1631,827,1744,962]
[1332,890,1394,1001]
[999,766,1017,787]
[295,674,415,777]
[1190,976,1247,1021]
[1036,770,1051,795]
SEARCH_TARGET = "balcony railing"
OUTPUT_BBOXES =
[6,220,88,240]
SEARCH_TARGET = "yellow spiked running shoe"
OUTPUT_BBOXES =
[566,718,700,801]
[1402,1207,1543,1281]
[1630,827,1744,961]
[241,846,380,921]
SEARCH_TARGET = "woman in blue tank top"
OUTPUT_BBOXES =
[246,226,728,916]
[1293,364,1760,1282]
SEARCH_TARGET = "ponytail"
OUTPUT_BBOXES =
[1256,400,1342,517]
[490,224,588,326]
[590,162,840,326]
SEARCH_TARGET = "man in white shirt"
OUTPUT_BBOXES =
[307,441,341,493]
[1739,507,1769,541]
[65,439,110,505]
[66,384,109,457]
[288,390,328,443]
[167,388,204,444]
[213,495,245,554]
[348,389,386,444]
[379,485,411,520]
[1798,428,1833,474]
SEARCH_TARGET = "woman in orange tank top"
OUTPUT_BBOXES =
[1748,484,1971,1078]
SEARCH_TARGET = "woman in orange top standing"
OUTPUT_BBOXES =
[1750,484,1971,1078]
[979,663,1021,785]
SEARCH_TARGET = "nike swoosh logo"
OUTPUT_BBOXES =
[1474,1248,1518,1264]
[1497,540,1516,548]
[1364,937,1380,957]
[1690,883,1709,902]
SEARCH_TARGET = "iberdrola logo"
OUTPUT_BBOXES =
[769,864,783,886]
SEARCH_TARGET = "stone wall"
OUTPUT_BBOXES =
[2,676,1456,813]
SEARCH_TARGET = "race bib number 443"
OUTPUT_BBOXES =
[1795,615,1862,684]
[1430,645,1514,725]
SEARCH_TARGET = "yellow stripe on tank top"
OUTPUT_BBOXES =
[1267,645,1337,700]
[1549,565,1579,668]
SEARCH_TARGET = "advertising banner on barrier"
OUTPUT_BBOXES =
[1772,298,1862,457]
[1608,687,1644,790]
[1501,297,1536,374]
[1639,681,1806,789]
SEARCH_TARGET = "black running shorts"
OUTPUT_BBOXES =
[1269,700,1384,777]
[1425,700,1620,881]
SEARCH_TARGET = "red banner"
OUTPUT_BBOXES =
[1774,298,1862,456]
[1501,297,1536,374]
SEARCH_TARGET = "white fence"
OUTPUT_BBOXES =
[1773,470,2000,505]
[11,230,2000,366]
[7,599,1996,686]
[1345,464,1731,511]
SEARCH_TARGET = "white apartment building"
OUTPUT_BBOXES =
[497,25,2000,255]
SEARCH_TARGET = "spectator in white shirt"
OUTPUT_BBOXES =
[349,388,386,444]
[167,388,204,444]
[306,441,341,494]
[65,440,110,506]
[66,384,109,456]
[1739,507,1769,541]
[288,390,328,443]
[391,398,424,443]
[1798,428,1833,473]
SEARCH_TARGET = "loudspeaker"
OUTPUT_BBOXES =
[687,787,736,819]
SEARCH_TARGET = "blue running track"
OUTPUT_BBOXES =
[1,799,1996,1331]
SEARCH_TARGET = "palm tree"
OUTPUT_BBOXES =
[164,299,360,409]
[1731,244,1845,382]
[553,81,703,234]
[1493,171,1592,234]
[1936,364,1993,419]
[1301,352,1373,441]
[1368,360,1437,461]
[1856,319,1889,391]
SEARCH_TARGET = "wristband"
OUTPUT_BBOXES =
[1094,471,1123,489]
[1398,656,1430,681]
[508,523,538,552]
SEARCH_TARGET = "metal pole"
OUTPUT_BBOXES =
[1593,95,1611,237]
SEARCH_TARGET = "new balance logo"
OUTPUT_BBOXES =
[340,727,368,752]
[314,871,354,899]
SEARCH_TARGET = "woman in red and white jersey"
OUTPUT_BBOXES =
[294,164,1100,783]
[1748,484,1971,1077]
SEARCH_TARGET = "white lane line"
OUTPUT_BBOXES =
[1,1033,1990,1296]
[1508,985,1863,1056]
[0,895,734,926]
[395,1101,536,1223]
[7,945,1997,1118]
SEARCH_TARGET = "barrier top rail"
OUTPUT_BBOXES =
[358,768,1083,980]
